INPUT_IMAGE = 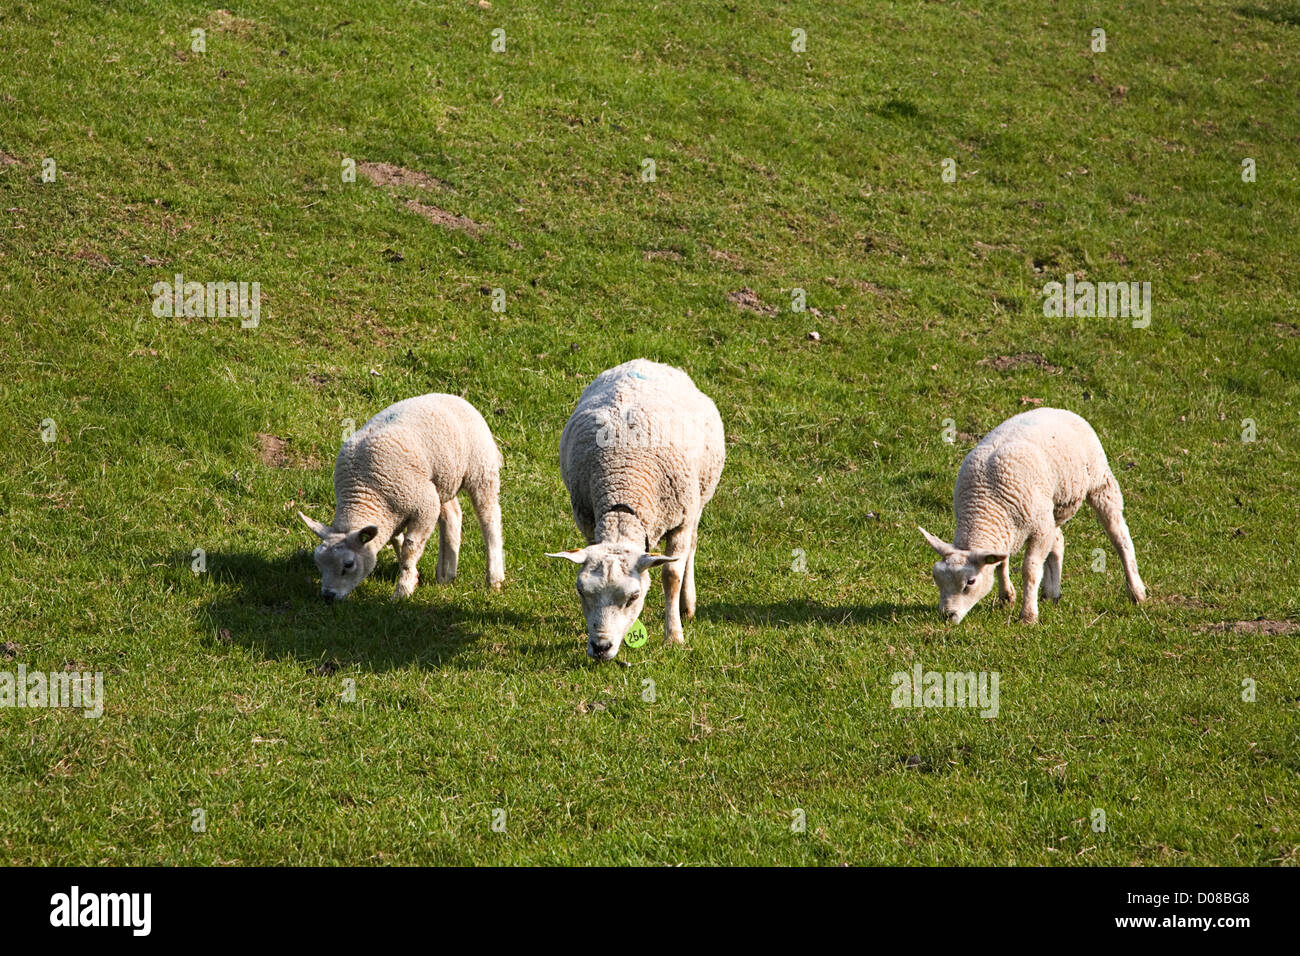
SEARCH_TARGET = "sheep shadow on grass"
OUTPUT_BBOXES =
[195,548,538,672]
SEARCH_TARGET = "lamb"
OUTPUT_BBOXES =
[547,359,725,661]
[297,393,504,601]
[919,407,1146,624]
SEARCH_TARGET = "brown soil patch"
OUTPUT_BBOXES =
[403,199,483,234]
[978,352,1062,374]
[209,9,257,36]
[358,161,454,193]
[257,433,290,467]
[727,287,777,317]
[257,433,321,470]
[0,151,20,166]
[72,247,112,269]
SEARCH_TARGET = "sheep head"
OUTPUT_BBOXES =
[919,526,1006,624]
[299,511,379,601]
[547,544,678,660]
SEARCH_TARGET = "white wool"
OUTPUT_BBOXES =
[551,359,725,659]
[920,407,1146,623]
[299,393,504,600]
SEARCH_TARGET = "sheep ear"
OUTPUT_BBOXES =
[919,526,955,558]
[973,550,1007,566]
[298,511,331,539]
[546,548,589,564]
[349,526,379,547]
[635,553,680,572]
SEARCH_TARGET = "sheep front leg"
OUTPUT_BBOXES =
[997,558,1016,604]
[394,495,439,600]
[436,497,462,584]
[661,526,690,644]
[1019,532,1052,624]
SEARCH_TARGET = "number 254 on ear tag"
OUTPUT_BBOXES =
[624,620,648,648]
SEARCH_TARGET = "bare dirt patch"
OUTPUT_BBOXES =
[403,199,484,234]
[0,151,20,166]
[1199,619,1298,635]
[257,433,290,468]
[643,249,683,262]
[72,247,112,269]
[359,161,486,235]
[209,9,257,37]
[978,352,1062,374]
[358,161,454,193]
[727,287,777,317]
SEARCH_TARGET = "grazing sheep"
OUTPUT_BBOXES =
[298,394,504,601]
[919,407,1146,624]
[548,359,725,660]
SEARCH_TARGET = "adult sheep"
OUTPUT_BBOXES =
[548,359,725,661]
[919,407,1146,624]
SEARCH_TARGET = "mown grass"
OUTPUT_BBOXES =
[0,0,1297,865]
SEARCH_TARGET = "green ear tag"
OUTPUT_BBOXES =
[624,619,648,648]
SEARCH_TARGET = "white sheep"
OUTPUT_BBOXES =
[298,394,504,601]
[547,359,725,660]
[919,407,1146,623]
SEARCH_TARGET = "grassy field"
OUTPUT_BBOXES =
[1,0,1297,865]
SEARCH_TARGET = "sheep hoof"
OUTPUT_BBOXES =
[998,590,1016,605]
[393,577,418,600]
[1130,584,1147,603]
[1019,610,1038,624]
[488,579,503,592]
[435,568,456,585]
[665,630,685,646]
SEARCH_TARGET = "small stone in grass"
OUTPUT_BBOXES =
[806,331,820,342]
[1,641,21,659]
[902,754,922,768]
[217,628,233,644]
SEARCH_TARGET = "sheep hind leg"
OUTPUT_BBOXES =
[680,528,698,620]
[1087,471,1146,603]
[1042,527,1065,603]
[435,496,462,584]
[466,472,505,591]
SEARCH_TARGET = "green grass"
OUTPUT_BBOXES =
[1,0,1297,865]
